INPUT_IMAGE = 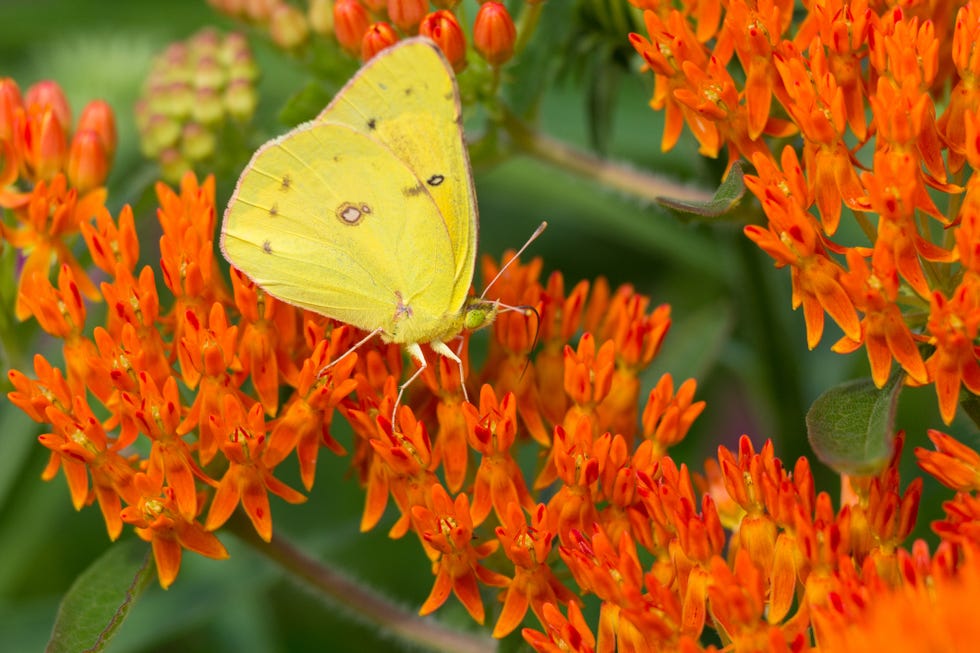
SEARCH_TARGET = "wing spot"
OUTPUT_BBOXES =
[393,291,413,322]
[263,240,273,253]
[427,174,445,187]
[367,118,377,130]
[279,174,292,191]
[269,203,279,217]
[403,183,425,197]
[337,201,372,225]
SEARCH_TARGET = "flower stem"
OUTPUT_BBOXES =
[227,514,495,653]
[500,109,713,205]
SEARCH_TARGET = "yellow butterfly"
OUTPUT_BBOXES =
[221,37,534,413]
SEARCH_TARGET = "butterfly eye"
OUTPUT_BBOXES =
[336,202,371,225]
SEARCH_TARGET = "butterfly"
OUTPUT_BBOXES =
[221,37,540,417]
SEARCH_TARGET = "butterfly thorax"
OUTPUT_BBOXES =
[381,297,498,345]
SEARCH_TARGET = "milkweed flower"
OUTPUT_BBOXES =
[630,0,980,424]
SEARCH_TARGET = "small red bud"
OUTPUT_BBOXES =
[419,11,467,72]
[474,2,517,67]
[361,23,399,62]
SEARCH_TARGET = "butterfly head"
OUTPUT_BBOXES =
[462,298,498,333]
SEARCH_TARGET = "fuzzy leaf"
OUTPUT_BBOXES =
[46,539,154,653]
[806,371,903,476]
[658,161,745,218]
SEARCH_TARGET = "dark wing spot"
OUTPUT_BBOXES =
[403,183,425,197]
[280,174,292,191]
[404,87,413,97]
[367,118,377,130]
[262,240,273,253]
[336,201,370,225]
[427,174,445,187]
[269,202,279,217]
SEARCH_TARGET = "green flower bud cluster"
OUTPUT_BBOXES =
[136,28,258,182]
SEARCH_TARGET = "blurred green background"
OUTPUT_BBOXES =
[0,0,959,651]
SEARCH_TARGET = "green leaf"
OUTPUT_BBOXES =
[657,160,746,219]
[806,370,904,476]
[46,539,154,653]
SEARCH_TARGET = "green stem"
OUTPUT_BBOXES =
[500,110,713,205]
[227,514,495,653]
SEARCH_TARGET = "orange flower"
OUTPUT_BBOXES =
[916,429,980,492]
[924,281,980,424]
[413,483,508,623]
[463,386,534,525]
[493,502,576,638]
[523,601,596,653]
[120,472,229,589]
[205,396,307,541]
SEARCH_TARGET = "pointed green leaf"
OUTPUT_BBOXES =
[657,160,746,218]
[806,371,904,476]
[46,539,154,653]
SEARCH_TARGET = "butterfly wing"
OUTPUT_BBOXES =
[220,121,459,341]
[317,37,477,314]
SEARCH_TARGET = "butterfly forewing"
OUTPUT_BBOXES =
[221,121,459,340]
[316,38,477,314]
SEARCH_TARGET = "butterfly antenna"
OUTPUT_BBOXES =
[480,221,548,300]
[519,304,541,381]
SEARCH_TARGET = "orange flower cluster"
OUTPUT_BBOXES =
[6,75,980,651]
[630,0,980,424]
[210,0,520,69]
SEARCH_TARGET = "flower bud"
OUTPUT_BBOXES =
[192,87,225,125]
[419,11,467,71]
[243,0,277,22]
[194,55,227,91]
[158,147,191,183]
[334,0,371,56]
[67,129,109,192]
[142,114,181,157]
[25,80,71,136]
[387,0,427,32]
[0,77,23,141]
[180,122,216,161]
[270,3,310,50]
[308,0,335,35]
[76,99,117,161]
[23,106,67,182]
[474,2,516,66]
[361,23,399,61]
[224,79,258,121]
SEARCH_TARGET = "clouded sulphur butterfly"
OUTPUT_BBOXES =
[220,38,501,409]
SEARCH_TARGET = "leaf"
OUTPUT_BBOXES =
[806,370,904,476]
[657,160,746,219]
[46,539,154,653]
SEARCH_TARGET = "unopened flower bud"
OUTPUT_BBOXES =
[361,23,399,61]
[192,87,225,125]
[77,99,117,161]
[419,11,467,72]
[158,147,191,183]
[181,122,216,161]
[25,80,71,136]
[67,129,109,192]
[270,3,310,50]
[334,0,370,56]
[24,106,67,181]
[308,0,335,35]
[387,0,427,32]
[474,2,516,67]
[142,114,181,157]
[224,79,258,121]
[194,56,227,91]
[0,77,23,141]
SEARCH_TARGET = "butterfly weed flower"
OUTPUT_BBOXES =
[631,0,980,426]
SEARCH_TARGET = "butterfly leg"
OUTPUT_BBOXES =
[394,343,431,424]
[317,327,384,378]
[430,339,469,404]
